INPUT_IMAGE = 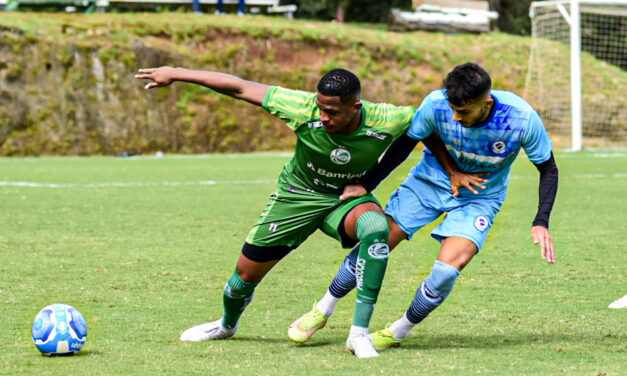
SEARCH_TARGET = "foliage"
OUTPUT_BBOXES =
[488,0,533,35]
[292,0,412,23]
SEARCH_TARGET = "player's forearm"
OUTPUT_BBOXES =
[360,133,418,192]
[422,131,459,177]
[171,68,246,96]
[170,68,268,105]
[533,152,559,228]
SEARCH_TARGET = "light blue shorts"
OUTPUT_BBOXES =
[384,175,504,251]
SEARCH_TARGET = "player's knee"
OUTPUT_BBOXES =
[424,260,460,301]
[356,211,390,244]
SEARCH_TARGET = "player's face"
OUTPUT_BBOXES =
[450,95,494,128]
[316,93,362,133]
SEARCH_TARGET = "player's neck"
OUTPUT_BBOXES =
[339,109,363,134]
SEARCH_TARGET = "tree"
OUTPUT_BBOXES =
[488,0,534,35]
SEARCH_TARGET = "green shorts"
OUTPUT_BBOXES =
[245,186,380,250]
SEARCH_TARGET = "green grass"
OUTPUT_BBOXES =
[1,151,625,375]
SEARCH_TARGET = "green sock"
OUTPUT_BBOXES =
[353,211,389,328]
[222,270,258,329]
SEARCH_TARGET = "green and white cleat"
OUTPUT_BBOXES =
[288,304,328,343]
[369,327,402,350]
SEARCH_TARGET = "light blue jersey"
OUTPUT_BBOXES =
[407,90,553,199]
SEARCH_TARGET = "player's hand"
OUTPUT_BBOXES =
[531,225,555,263]
[135,67,177,89]
[450,171,488,197]
[340,184,367,200]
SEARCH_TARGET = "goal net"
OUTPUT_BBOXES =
[525,0,627,149]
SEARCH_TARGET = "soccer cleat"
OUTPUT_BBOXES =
[608,294,627,309]
[288,304,328,343]
[370,326,402,350]
[180,318,237,342]
[346,333,379,358]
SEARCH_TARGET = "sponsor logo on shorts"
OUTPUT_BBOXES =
[330,147,351,165]
[366,130,387,140]
[355,258,366,290]
[491,140,507,154]
[367,242,389,259]
[474,215,489,232]
[269,223,278,232]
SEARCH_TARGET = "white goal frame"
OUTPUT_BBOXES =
[529,0,627,151]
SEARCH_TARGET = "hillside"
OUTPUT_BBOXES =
[0,13,541,155]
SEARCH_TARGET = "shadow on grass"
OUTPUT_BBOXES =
[399,331,606,350]
[229,336,335,347]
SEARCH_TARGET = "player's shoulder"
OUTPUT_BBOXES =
[361,100,415,129]
[267,86,317,104]
[421,90,450,109]
[492,90,534,112]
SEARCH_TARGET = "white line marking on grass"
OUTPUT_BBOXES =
[0,179,275,188]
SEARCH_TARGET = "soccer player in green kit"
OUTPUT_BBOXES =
[135,66,460,358]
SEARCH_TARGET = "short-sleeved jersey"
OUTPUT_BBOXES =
[407,90,553,197]
[263,86,415,195]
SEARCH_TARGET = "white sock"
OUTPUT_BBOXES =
[316,290,340,317]
[388,313,415,339]
[349,325,369,337]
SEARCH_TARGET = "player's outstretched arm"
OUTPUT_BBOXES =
[422,132,488,197]
[135,66,269,106]
[531,152,559,263]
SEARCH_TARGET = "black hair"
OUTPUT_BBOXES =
[442,62,492,106]
[317,68,361,102]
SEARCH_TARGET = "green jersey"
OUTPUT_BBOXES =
[262,86,415,195]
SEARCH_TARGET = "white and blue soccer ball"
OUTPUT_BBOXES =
[31,303,87,355]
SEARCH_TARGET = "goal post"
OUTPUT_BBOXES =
[526,0,627,150]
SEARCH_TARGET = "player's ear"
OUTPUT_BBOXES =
[353,101,362,111]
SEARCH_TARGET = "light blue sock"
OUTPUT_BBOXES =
[406,260,460,324]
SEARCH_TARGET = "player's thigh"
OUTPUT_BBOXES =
[320,194,380,247]
[431,199,502,255]
[245,190,331,249]
[384,184,442,241]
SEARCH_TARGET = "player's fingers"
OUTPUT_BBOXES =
[145,82,158,90]
[463,182,478,195]
[451,185,459,197]
[546,237,555,263]
[134,73,152,79]
[470,180,486,190]
[137,68,155,73]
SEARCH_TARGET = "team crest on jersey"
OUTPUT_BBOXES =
[491,140,507,154]
[367,242,390,259]
[474,216,489,232]
[330,147,351,165]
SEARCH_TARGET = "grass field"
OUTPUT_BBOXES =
[1,151,625,375]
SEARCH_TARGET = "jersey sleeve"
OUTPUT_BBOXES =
[521,110,554,164]
[407,94,437,140]
[262,86,317,131]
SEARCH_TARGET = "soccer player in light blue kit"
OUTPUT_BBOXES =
[288,62,559,349]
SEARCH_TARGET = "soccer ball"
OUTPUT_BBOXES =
[31,303,87,355]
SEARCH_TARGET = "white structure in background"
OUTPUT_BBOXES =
[526,1,627,150]
[389,4,497,33]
